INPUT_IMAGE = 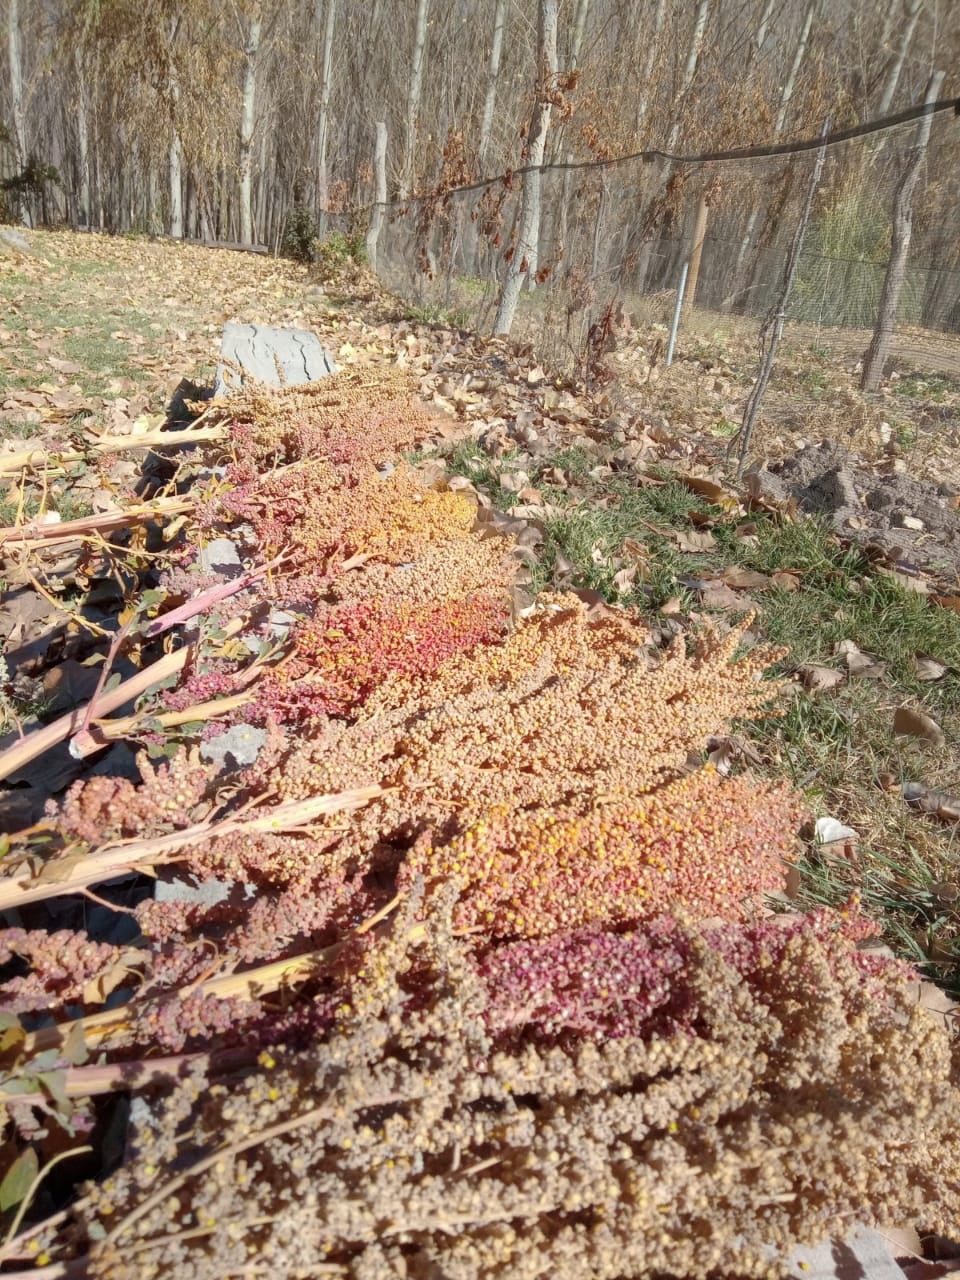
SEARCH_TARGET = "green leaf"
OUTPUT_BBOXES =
[37,1070,71,1112]
[61,1021,89,1068]
[0,1076,40,1097]
[0,1147,38,1212]
[28,1049,63,1073]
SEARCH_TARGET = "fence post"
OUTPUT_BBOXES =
[666,260,689,367]
[366,122,388,276]
[682,191,710,317]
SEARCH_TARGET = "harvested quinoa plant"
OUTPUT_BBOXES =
[1,368,956,1278]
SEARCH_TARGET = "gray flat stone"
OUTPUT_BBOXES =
[0,227,33,257]
[215,322,336,396]
[200,722,267,769]
[785,1225,906,1279]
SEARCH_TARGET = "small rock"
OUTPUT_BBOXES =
[200,722,267,768]
[899,514,924,531]
[199,537,244,578]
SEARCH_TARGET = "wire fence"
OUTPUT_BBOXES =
[370,105,960,393]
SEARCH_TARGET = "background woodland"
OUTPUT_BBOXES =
[2,0,960,338]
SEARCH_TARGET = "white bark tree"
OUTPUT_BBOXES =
[569,0,591,69]
[167,17,184,238]
[73,46,91,226]
[477,0,506,175]
[494,0,559,336]
[732,0,818,289]
[877,0,923,113]
[400,0,430,198]
[666,0,711,151]
[366,120,387,272]
[238,2,263,245]
[7,0,26,169]
[861,70,944,391]
[635,0,666,133]
[315,0,336,213]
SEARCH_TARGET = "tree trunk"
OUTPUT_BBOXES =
[477,0,506,175]
[733,0,816,293]
[7,0,26,170]
[400,0,430,199]
[635,0,666,134]
[74,48,90,227]
[774,1,816,134]
[494,0,559,336]
[239,5,263,246]
[316,0,336,214]
[366,121,387,274]
[861,70,944,392]
[163,17,185,238]
[169,132,184,238]
[569,0,591,68]
[877,0,923,114]
[753,0,777,58]
[666,0,711,151]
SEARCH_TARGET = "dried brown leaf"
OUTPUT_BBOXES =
[721,565,771,591]
[673,527,717,553]
[913,654,948,681]
[798,664,845,692]
[699,583,744,610]
[893,705,946,748]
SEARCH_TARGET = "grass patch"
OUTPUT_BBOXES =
[895,371,958,402]
[0,418,42,439]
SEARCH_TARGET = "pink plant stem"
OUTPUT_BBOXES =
[0,617,248,783]
[144,549,289,637]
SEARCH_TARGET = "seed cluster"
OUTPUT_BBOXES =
[254,591,510,720]
[15,371,959,1279]
[403,769,803,938]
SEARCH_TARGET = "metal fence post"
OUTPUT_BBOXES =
[666,261,689,367]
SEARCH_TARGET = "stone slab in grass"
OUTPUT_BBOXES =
[215,322,336,396]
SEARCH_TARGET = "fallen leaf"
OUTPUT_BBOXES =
[721,565,771,590]
[0,1147,39,1212]
[783,863,802,898]
[878,1227,923,1260]
[699,583,744,610]
[612,565,637,594]
[673,527,717,553]
[660,595,682,615]
[894,705,946,748]
[933,595,960,611]
[677,474,741,509]
[835,639,886,678]
[771,569,801,591]
[48,356,82,374]
[913,978,959,1032]
[879,566,929,594]
[913,654,948,681]
[798,664,845,692]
